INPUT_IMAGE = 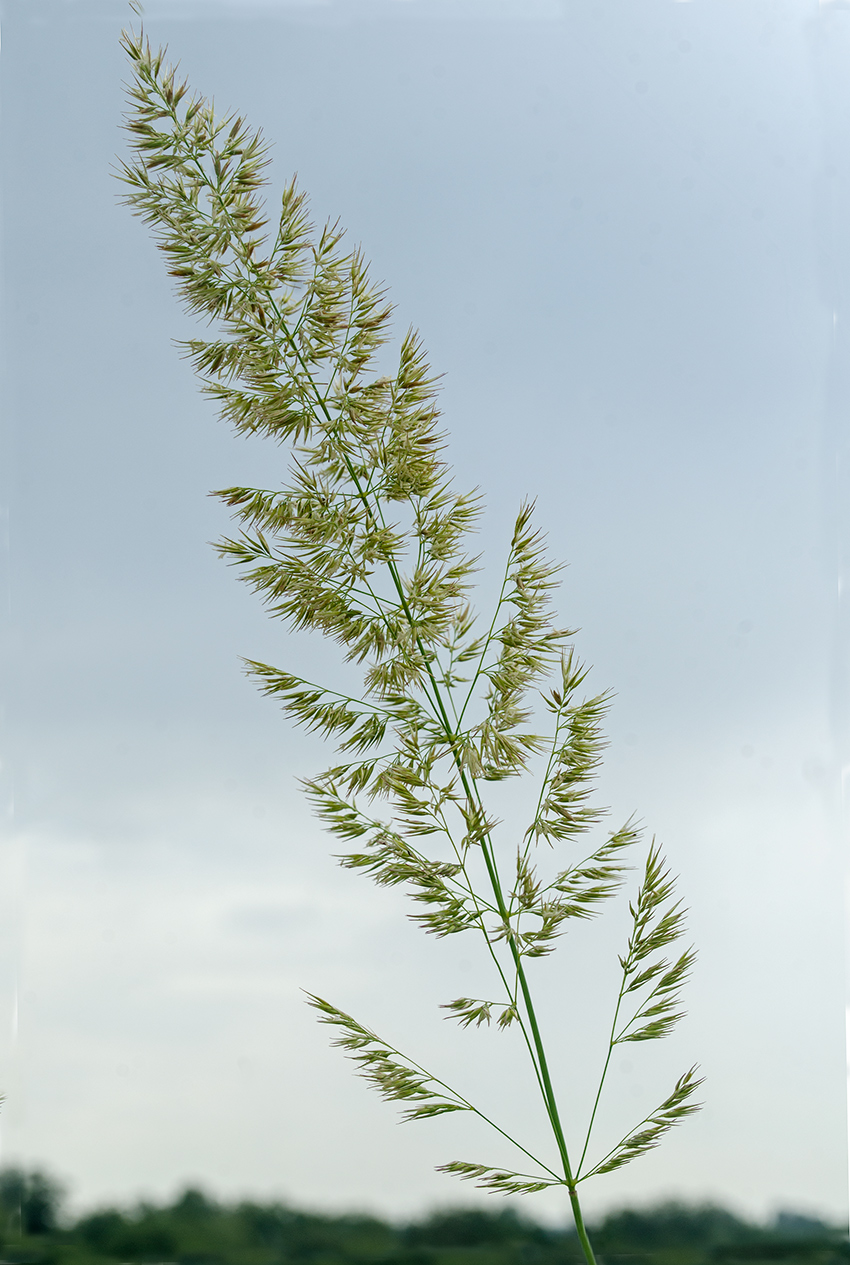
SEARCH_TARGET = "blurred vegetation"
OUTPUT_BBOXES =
[0,1169,844,1265]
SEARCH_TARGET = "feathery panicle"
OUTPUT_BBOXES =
[121,25,699,1263]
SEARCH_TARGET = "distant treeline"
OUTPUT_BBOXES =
[0,1168,845,1265]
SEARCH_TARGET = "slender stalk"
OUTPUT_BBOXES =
[569,1187,599,1265]
[576,981,627,1179]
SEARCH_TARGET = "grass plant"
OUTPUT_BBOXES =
[118,18,702,1262]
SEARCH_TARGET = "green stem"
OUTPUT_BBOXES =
[312,383,600,1264]
[429,802,551,1108]
[569,1187,599,1265]
[457,786,596,1265]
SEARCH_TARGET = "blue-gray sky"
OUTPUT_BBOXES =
[1,0,846,1228]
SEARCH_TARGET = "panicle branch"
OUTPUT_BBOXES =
[580,1066,704,1180]
[305,995,471,1121]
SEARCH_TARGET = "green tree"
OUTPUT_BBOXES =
[118,15,701,1264]
[0,1167,64,1239]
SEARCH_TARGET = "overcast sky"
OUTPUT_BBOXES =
[1,0,848,1231]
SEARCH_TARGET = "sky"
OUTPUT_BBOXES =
[0,0,848,1231]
